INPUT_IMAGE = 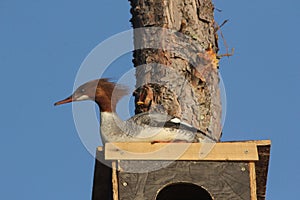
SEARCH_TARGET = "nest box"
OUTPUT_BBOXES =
[92,140,271,200]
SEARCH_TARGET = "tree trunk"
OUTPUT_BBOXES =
[129,0,222,141]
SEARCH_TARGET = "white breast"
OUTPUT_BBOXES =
[99,112,196,143]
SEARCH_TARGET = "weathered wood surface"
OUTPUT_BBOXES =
[233,140,271,200]
[92,147,113,200]
[105,142,258,161]
[92,140,271,200]
[118,161,251,200]
[111,162,119,200]
[129,0,222,141]
[255,142,271,200]
[156,183,213,200]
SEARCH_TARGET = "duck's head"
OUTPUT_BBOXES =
[54,79,129,112]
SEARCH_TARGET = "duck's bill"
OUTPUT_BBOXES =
[54,96,73,106]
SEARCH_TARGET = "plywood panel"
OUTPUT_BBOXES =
[118,161,251,200]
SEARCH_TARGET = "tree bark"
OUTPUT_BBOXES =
[129,0,222,140]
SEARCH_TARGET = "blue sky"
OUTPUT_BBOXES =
[1,0,299,199]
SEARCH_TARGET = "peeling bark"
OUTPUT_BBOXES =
[129,0,222,140]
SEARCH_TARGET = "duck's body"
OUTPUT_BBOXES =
[99,111,209,143]
[54,79,215,143]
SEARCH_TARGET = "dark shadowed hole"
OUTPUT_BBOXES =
[156,183,213,200]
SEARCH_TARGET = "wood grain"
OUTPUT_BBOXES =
[112,162,119,200]
[104,142,259,161]
[249,162,257,200]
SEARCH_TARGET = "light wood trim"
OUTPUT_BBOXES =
[112,161,119,200]
[104,142,259,161]
[98,146,103,151]
[245,140,271,146]
[249,162,257,200]
[254,140,271,146]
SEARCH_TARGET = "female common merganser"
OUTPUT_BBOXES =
[54,79,216,143]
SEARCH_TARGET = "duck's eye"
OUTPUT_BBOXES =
[81,88,86,93]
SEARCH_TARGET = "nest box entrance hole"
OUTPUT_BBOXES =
[156,182,213,200]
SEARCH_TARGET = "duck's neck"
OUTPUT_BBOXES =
[100,111,125,143]
[96,100,115,113]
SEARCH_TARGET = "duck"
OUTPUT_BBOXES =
[54,79,216,143]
